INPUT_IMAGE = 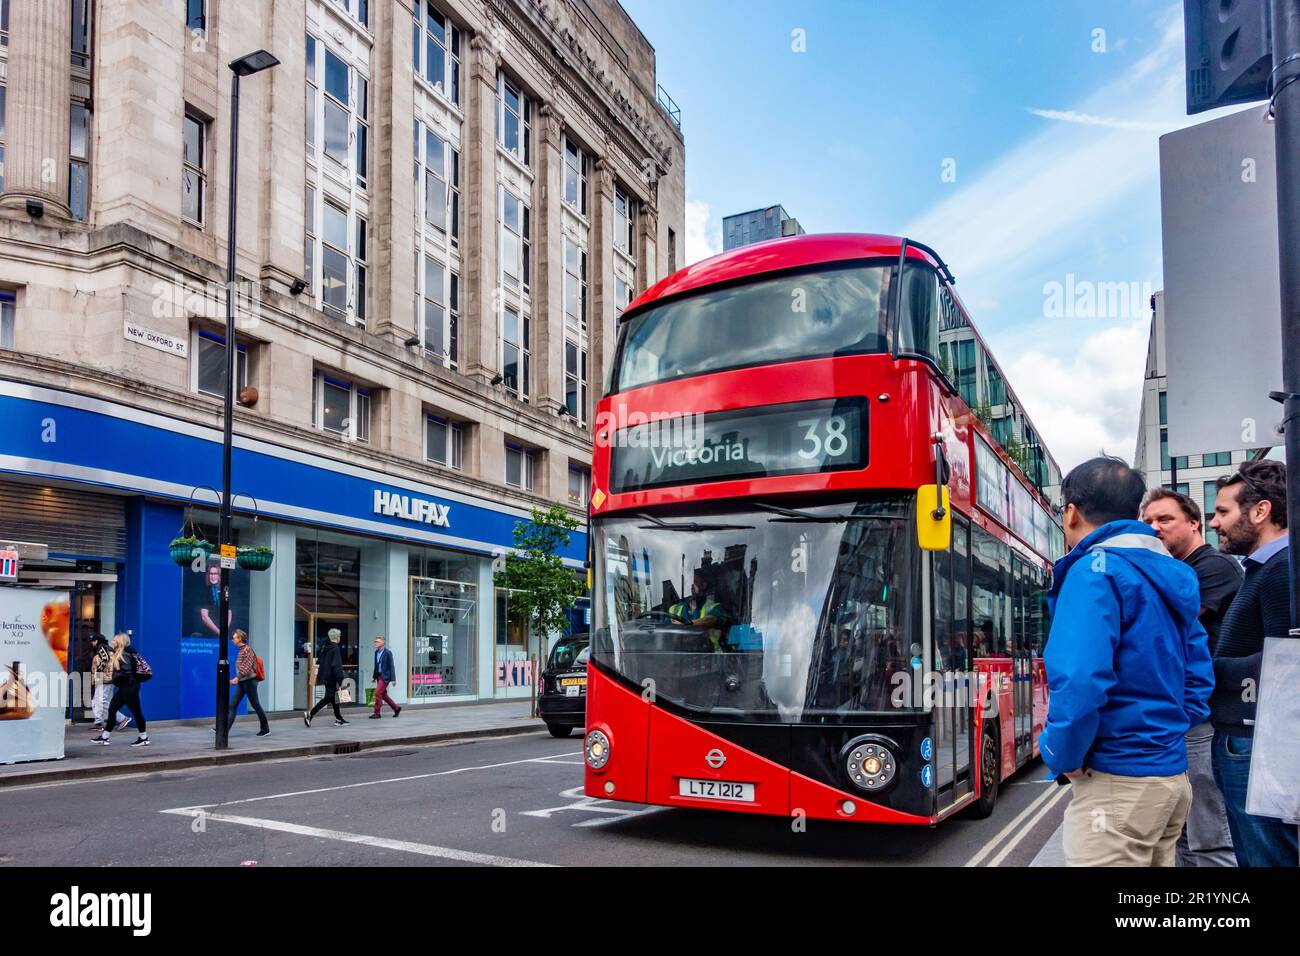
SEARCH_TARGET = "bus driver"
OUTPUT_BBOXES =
[668,571,729,648]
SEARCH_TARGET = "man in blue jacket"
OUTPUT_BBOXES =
[369,635,401,719]
[1042,457,1214,866]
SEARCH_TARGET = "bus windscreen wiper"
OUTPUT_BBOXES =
[635,512,755,532]
[753,502,900,523]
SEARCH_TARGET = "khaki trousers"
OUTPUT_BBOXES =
[1062,769,1193,867]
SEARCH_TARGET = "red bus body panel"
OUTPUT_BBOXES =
[584,658,650,805]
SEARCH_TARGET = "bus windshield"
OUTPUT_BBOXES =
[612,263,893,392]
[592,495,921,721]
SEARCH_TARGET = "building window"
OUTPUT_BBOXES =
[355,215,368,321]
[564,238,589,423]
[323,49,351,172]
[1160,427,1170,472]
[425,414,462,469]
[568,466,589,508]
[614,276,634,320]
[1203,479,1221,549]
[416,123,458,241]
[306,37,370,190]
[186,0,205,33]
[497,73,531,166]
[69,102,89,221]
[668,227,677,272]
[565,339,588,424]
[419,255,458,368]
[71,0,91,69]
[614,185,635,256]
[564,237,587,333]
[1,0,9,47]
[193,331,248,399]
[320,200,350,319]
[501,304,529,400]
[355,74,369,189]
[182,112,206,226]
[1158,390,1168,426]
[505,443,535,491]
[303,33,371,324]
[1204,451,1231,467]
[305,34,317,150]
[0,293,14,350]
[499,185,530,293]
[330,0,369,29]
[313,371,370,443]
[562,135,588,215]
[414,1,460,104]
[304,185,315,289]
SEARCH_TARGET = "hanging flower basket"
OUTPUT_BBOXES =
[169,537,212,566]
[237,546,274,572]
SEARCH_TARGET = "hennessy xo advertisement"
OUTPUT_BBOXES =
[0,587,70,764]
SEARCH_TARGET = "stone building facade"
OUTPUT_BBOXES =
[0,0,685,721]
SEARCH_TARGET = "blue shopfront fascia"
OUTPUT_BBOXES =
[0,380,586,565]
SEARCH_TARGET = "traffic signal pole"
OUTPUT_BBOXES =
[1272,0,1300,631]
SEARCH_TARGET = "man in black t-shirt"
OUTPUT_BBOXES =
[1142,488,1241,867]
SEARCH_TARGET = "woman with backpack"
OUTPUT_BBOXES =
[92,633,150,747]
[227,628,270,737]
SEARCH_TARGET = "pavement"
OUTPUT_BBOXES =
[0,732,1067,867]
[0,699,548,789]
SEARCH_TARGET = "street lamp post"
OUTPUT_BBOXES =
[215,50,280,751]
[1272,0,1300,631]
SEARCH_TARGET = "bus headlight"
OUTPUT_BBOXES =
[585,729,611,771]
[842,736,897,792]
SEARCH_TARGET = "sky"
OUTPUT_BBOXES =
[619,0,1251,471]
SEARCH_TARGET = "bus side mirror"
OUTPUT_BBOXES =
[916,484,951,551]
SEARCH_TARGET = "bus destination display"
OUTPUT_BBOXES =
[609,397,867,493]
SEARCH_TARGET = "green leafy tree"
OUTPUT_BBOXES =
[494,502,586,717]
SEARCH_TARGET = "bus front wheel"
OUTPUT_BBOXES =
[967,725,1000,819]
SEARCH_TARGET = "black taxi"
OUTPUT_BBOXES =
[538,634,589,738]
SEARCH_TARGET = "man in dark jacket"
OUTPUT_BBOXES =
[1208,459,1298,867]
[1142,488,1241,867]
[305,628,348,727]
[1042,457,1213,866]
[369,636,401,719]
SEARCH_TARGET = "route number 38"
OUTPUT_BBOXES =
[797,416,849,460]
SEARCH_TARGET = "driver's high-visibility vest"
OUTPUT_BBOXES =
[668,597,723,647]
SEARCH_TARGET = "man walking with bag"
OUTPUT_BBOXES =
[1041,457,1214,866]
[304,628,347,727]
[369,636,401,719]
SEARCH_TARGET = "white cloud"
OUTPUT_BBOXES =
[683,198,722,265]
[1025,108,1169,131]
[1005,320,1151,472]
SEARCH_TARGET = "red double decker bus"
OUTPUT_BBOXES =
[583,233,1064,825]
